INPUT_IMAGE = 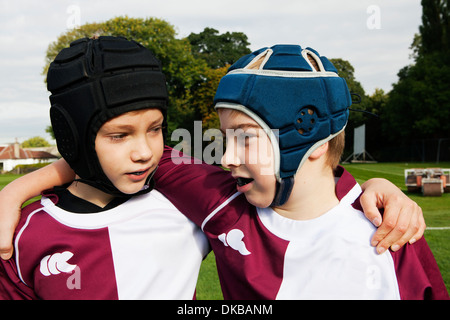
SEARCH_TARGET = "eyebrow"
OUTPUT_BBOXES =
[219,123,261,134]
[101,116,164,132]
[101,124,135,132]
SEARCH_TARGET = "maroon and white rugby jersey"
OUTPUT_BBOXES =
[155,146,449,300]
[0,189,208,300]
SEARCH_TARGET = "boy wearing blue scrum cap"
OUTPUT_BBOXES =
[215,45,351,207]
[213,45,447,299]
[157,44,448,299]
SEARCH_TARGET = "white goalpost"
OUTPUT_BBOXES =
[343,124,377,163]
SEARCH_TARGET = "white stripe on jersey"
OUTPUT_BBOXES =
[15,207,44,286]
[201,191,242,231]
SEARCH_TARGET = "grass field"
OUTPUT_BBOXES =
[1,162,449,299]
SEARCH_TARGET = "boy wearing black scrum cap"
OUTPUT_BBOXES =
[0,37,208,299]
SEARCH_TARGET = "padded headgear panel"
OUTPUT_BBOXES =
[47,36,168,195]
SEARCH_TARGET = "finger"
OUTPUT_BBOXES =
[409,207,426,244]
[0,208,21,260]
[359,191,382,227]
[370,201,399,247]
[369,192,412,246]
[387,207,420,252]
[0,248,13,260]
[0,224,15,260]
[384,203,425,251]
[374,206,412,254]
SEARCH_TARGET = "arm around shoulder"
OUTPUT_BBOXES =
[0,159,74,260]
[360,177,426,253]
[153,146,237,227]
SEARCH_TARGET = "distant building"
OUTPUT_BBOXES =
[0,142,59,173]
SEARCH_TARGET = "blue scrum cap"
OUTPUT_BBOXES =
[214,45,351,205]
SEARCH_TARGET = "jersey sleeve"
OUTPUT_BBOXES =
[153,146,238,228]
[0,257,38,300]
[391,237,449,300]
[0,202,43,300]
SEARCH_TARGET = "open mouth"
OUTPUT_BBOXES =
[129,170,147,176]
[236,177,254,187]
[126,168,151,180]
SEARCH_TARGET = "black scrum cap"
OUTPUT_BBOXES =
[47,36,168,195]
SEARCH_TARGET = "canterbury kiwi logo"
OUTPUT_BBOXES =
[218,229,251,256]
[40,251,77,276]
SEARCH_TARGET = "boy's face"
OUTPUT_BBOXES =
[95,109,164,195]
[219,109,277,208]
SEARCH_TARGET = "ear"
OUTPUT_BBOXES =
[309,142,329,160]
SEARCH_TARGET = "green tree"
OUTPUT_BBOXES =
[330,58,374,155]
[383,53,450,140]
[419,0,449,55]
[383,0,450,142]
[190,65,229,131]
[188,27,251,68]
[330,58,369,117]
[21,136,51,148]
[364,89,388,159]
[45,125,55,140]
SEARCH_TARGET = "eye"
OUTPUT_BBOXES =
[238,132,257,147]
[109,133,127,141]
[148,125,164,135]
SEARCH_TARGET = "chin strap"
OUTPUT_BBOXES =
[74,167,158,198]
[270,176,295,207]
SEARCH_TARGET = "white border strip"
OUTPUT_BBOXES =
[301,48,326,72]
[244,48,273,70]
[201,192,242,231]
[215,102,282,181]
[15,207,42,286]
[227,68,339,78]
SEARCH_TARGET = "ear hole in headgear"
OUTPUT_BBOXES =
[50,105,79,162]
[296,107,317,135]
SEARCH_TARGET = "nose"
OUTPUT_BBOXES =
[130,135,153,163]
[221,138,241,169]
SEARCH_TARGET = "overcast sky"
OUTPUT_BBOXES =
[0,0,422,144]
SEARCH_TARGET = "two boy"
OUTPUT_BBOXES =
[0,38,443,299]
